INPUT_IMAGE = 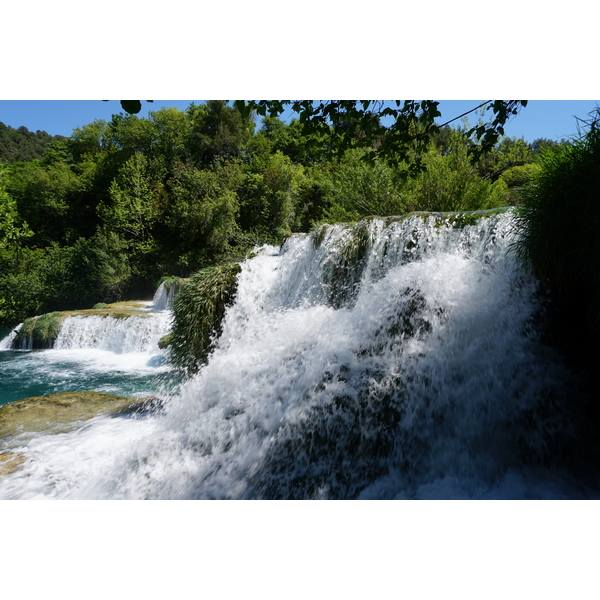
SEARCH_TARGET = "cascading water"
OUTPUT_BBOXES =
[152,280,181,310]
[0,307,175,408]
[54,313,171,353]
[0,210,597,499]
[0,324,21,350]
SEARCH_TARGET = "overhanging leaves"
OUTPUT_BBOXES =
[234,100,527,179]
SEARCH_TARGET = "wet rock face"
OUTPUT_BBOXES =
[0,391,154,440]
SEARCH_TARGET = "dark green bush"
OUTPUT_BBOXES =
[168,263,241,375]
[513,109,600,333]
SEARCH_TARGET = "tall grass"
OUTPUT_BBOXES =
[168,264,241,375]
[513,108,600,333]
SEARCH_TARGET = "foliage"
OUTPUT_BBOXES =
[513,108,600,333]
[0,244,72,324]
[234,100,528,176]
[405,130,509,212]
[7,159,84,245]
[186,101,254,167]
[156,275,182,289]
[98,152,160,255]
[0,121,66,163]
[1,101,537,326]
[498,163,540,204]
[238,151,305,241]
[165,161,241,269]
[0,167,33,252]
[312,149,408,222]
[68,230,132,304]
[477,136,533,181]
[13,312,63,349]
[309,130,509,222]
[168,263,241,375]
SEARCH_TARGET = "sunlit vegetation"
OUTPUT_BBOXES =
[0,101,570,327]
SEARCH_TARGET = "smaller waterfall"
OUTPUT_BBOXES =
[0,324,22,350]
[54,313,172,353]
[152,279,182,311]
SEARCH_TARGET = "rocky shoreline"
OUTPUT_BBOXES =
[0,391,158,477]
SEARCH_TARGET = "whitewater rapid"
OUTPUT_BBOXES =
[0,210,596,499]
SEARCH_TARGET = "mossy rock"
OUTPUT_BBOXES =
[92,302,109,310]
[0,452,26,477]
[13,312,64,349]
[382,207,511,229]
[158,333,173,349]
[0,391,155,440]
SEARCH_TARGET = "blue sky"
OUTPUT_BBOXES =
[1,100,598,144]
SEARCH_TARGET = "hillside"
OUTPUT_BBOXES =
[0,121,66,163]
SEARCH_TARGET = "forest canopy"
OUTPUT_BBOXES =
[0,121,66,163]
[0,100,565,326]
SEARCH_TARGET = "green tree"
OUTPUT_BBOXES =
[0,166,33,252]
[477,136,533,181]
[0,122,67,163]
[234,100,528,176]
[165,161,241,271]
[7,159,83,245]
[186,101,254,167]
[312,149,408,223]
[147,107,190,174]
[238,151,305,241]
[69,230,132,303]
[529,137,568,157]
[68,119,109,161]
[97,152,160,256]
[409,130,509,212]
[252,117,315,165]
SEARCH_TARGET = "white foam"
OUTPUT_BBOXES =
[0,212,592,499]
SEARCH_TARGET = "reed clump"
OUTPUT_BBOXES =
[513,108,600,334]
[168,263,242,375]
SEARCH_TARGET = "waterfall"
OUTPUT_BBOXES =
[0,324,21,350]
[152,279,181,310]
[54,313,172,353]
[0,210,595,499]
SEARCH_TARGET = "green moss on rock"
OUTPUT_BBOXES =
[13,312,64,349]
[158,333,174,349]
[382,207,510,229]
[0,391,154,440]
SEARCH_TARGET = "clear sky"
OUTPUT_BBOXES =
[1,100,598,144]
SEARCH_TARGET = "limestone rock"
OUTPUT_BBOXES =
[0,391,154,440]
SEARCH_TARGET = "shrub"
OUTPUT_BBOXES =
[168,263,241,375]
[513,109,600,333]
[13,312,63,349]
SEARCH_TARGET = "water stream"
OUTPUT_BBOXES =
[0,210,597,499]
